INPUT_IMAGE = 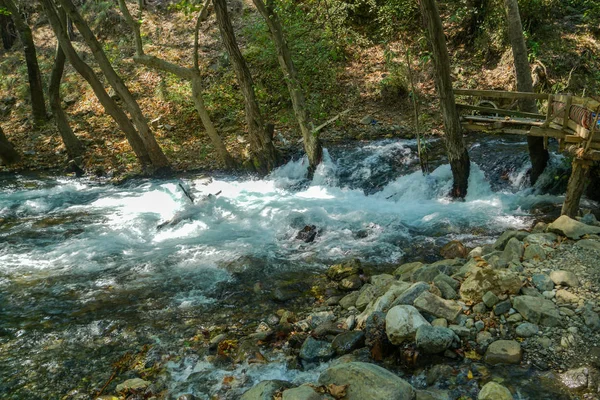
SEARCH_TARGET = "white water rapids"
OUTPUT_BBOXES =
[0,137,574,398]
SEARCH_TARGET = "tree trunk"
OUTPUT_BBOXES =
[3,0,47,124]
[213,0,278,173]
[0,11,16,49]
[504,0,548,186]
[561,159,590,218]
[0,125,20,164]
[419,0,470,198]
[57,0,170,172]
[252,0,322,175]
[48,6,84,159]
[39,0,153,169]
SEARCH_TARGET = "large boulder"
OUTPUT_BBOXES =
[241,380,293,400]
[386,305,430,345]
[440,240,467,259]
[478,382,512,400]
[332,331,365,355]
[512,296,562,327]
[318,362,415,400]
[392,282,430,306]
[414,291,462,322]
[282,385,325,400]
[502,237,524,263]
[548,215,600,239]
[549,270,580,287]
[459,269,522,303]
[484,340,522,365]
[412,260,461,283]
[494,230,528,250]
[327,259,361,281]
[415,325,456,354]
[394,262,424,281]
[299,337,335,365]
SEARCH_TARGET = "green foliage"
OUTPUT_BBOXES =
[379,46,409,100]
[0,6,11,16]
[168,0,204,15]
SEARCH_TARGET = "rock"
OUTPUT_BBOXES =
[556,289,579,304]
[116,378,150,393]
[371,274,395,289]
[515,322,539,337]
[493,299,512,315]
[449,324,470,338]
[340,291,360,309]
[308,311,336,328]
[431,318,448,328]
[273,281,310,302]
[332,331,365,355]
[412,260,461,283]
[415,325,455,354]
[550,270,580,287]
[476,331,494,347]
[426,364,455,386]
[360,115,374,125]
[435,280,458,300]
[512,296,563,327]
[392,282,430,306]
[340,274,363,291]
[416,389,451,400]
[548,215,600,239]
[494,230,528,250]
[484,340,522,365]
[241,380,293,400]
[521,287,543,297]
[297,225,318,243]
[502,237,524,262]
[299,337,335,365]
[482,291,500,308]
[576,239,600,251]
[327,259,361,281]
[523,244,546,260]
[473,302,488,314]
[440,240,467,259]
[475,320,485,331]
[459,269,522,303]
[524,232,557,247]
[394,262,424,281]
[507,313,522,323]
[282,385,324,400]
[532,274,554,292]
[434,274,460,291]
[414,292,462,322]
[583,305,600,331]
[531,222,548,233]
[177,395,198,400]
[560,367,589,390]
[385,305,430,345]
[356,284,378,311]
[318,362,415,400]
[478,382,512,400]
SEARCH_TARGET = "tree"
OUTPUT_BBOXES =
[252,0,322,176]
[213,0,279,173]
[48,4,84,159]
[117,0,235,169]
[0,125,20,164]
[419,0,470,198]
[39,0,155,170]
[1,0,47,124]
[56,0,170,172]
[504,0,548,185]
[0,6,16,50]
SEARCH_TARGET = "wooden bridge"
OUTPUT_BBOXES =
[453,89,600,216]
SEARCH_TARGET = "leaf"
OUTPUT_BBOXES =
[464,350,481,361]
[467,370,473,379]
[327,383,348,399]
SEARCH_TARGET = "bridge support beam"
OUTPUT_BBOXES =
[562,158,591,218]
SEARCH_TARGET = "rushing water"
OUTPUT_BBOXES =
[0,135,580,398]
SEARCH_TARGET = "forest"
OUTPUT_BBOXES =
[2,0,600,399]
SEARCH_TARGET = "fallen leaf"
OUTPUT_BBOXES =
[327,383,348,399]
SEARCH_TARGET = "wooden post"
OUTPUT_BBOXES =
[562,158,591,217]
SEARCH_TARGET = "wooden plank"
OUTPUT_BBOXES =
[529,126,566,139]
[554,94,600,111]
[456,104,545,119]
[453,89,549,100]
[461,115,544,126]
[562,95,573,130]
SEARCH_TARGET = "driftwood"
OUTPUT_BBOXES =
[157,187,222,230]
[312,109,350,134]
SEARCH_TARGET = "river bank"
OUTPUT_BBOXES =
[88,213,600,400]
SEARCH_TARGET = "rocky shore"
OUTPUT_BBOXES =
[103,214,600,400]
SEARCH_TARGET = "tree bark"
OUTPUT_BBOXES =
[2,0,47,124]
[252,0,322,175]
[39,0,153,168]
[214,0,278,173]
[561,159,590,217]
[48,6,84,159]
[504,0,548,185]
[118,0,235,169]
[57,0,170,171]
[419,0,470,198]
[0,124,20,164]
[0,11,16,49]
